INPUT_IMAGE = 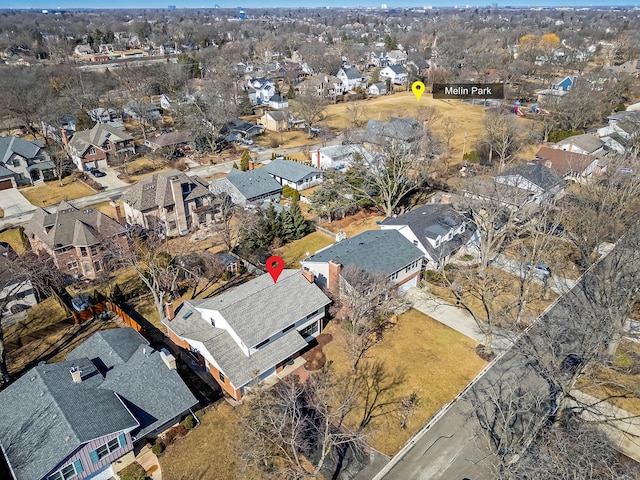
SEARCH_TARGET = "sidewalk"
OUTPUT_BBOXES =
[491,254,577,296]
[405,287,514,352]
[136,444,162,480]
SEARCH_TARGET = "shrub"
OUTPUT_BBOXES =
[462,150,479,163]
[616,102,626,112]
[119,462,148,480]
[237,264,247,275]
[443,263,458,271]
[151,442,164,455]
[223,270,232,281]
[162,424,188,446]
[460,254,474,261]
[282,184,300,201]
[184,414,195,430]
[548,129,584,143]
[423,269,445,284]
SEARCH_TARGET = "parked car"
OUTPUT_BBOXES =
[525,262,552,277]
[91,169,106,177]
[71,294,92,312]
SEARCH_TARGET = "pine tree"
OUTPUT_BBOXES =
[240,151,251,171]
[279,209,295,243]
[290,198,307,239]
[232,162,239,169]
[265,203,281,240]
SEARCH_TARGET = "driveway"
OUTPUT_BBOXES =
[90,166,129,190]
[0,188,35,219]
[490,253,577,295]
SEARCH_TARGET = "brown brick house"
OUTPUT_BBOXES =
[25,201,127,279]
[67,123,135,171]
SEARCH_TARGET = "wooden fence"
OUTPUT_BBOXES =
[108,300,145,334]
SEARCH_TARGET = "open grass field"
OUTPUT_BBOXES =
[0,227,27,254]
[322,309,487,455]
[123,156,173,183]
[21,176,94,207]
[276,231,334,267]
[321,209,385,237]
[160,402,248,480]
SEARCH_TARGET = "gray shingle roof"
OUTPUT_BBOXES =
[556,134,604,153]
[342,67,362,79]
[69,123,132,157]
[66,328,149,370]
[381,204,477,263]
[223,168,283,201]
[166,300,309,388]
[497,163,565,191]
[307,230,423,276]
[0,358,138,480]
[25,201,126,250]
[0,135,41,164]
[195,269,330,348]
[262,159,321,183]
[385,64,407,75]
[122,170,211,212]
[364,117,422,145]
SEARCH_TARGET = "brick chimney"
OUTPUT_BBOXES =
[110,201,124,225]
[440,193,452,204]
[165,302,175,320]
[316,149,321,169]
[328,260,342,296]
[160,348,177,369]
[69,365,82,384]
[301,268,314,283]
[60,128,70,151]
[248,159,255,170]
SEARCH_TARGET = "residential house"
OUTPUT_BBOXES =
[87,108,122,125]
[299,75,345,99]
[535,146,603,183]
[336,67,365,92]
[25,201,127,280]
[367,82,388,96]
[606,58,640,78]
[41,113,76,144]
[311,144,375,170]
[260,110,289,132]
[164,269,331,400]
[0,253,37,317]
[221,120,264,142]
[597,110,640,155]
[551,75,578,92]
[536,75,577,103]
[215,252,240,274]
[554,133,606,156]
[0,135,54,186]
[123,101,162,125]
[268,95,289,110]
[361,117,423,151]
[74,44,93,55]
[262,159,323,191]
[387,49,408,66]
[380,65,408,85]
[301,229,424,295]
[246,78,276,106]
[67,123,135,171]
[379,202,479,270]
[369,50,389,67]
[494,162,565,204]
[407,58,430,76]
[0,328,197,480]
[144,130,190,152]
[122,170,214,237]
[210,168,282,207]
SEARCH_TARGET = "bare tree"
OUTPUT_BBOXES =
[173,251,226,299]
[345,99,366,128]
[398,391,420,429]
[483,109,524,171]
[291,89,328,138]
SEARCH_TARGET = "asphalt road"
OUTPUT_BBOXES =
[376,227,640,479]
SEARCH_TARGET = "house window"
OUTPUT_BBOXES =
[80,247,88,257]
[219,371,226,383]
[390,271,399,281]
[67,261,78,270]
[90,246,98,256]
[88,148,96,155]
[299,321,318,339]
[166,205,174,212]
[105,142,112,151]
[89,434,126,464]
[413,240,418,246]
[94,261,102,272]
[168,221,177,230]
[195,197,203,208]
[47,460,83,480]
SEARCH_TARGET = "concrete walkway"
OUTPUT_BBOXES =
[0,188,34,218]
[405,287,514,352]
[136,444,162,480]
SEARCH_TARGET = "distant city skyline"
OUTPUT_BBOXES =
[4,0,640,10]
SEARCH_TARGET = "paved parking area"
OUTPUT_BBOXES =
[0,188,35,218]
[90,167,129,189]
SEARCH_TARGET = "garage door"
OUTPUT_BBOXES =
[0,179,13,190]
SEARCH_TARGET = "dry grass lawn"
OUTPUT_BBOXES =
[503,237,582,280]
[21,176,94,207]
[321,209,385,237]
[160,402,248,480]
[123,156,172,182]
[276,231,334,267]
[322,309,487,455]
[0,206,3,218]
[256,129,318,150]
[0,227,27,254]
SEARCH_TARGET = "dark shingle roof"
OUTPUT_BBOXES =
[385,64,407,75]
[555,134,604,153]
[342,67,362,79]
[497,163,565,191]
[262,159,322,183]
[364,117,422,145]
[69,123,132,156]
[224,168,283,201]
[0,358,138,480]
[0,136,41,164]
[25,201,126,250]
[307,230,423,276]
[66,328,149,370]
[381,204,476,263]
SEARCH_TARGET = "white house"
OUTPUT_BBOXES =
[380,65,408,85]
[387,50,408,66]
[494,163,565,205]
[367,82,388,96]
[247,78,276,106]
[261,159,323,191]
[311,144,375,170]
[336,67,365,91]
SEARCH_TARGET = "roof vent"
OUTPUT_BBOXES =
[69,365,82,384]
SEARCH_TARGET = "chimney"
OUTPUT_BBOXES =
[165,302,175,320]
[440,193,452,204]
[248,159,254,170]
[110,201,124,225]
[61,128,70,151]
[169,177,188,234]
[160,348,177,369]
[328,260,342,296]
[302,268,314,283]
[69,365,82,384]
[316,149,321,169]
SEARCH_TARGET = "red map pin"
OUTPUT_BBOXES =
[265,255,285,283]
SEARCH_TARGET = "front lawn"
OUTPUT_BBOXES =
[0,227,27,254]
[20,176,94,207]
[276,231,334,267]
[321,209,385,237]
[322,309,487,456]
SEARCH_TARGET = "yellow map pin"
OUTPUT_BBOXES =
[411,81,425,101]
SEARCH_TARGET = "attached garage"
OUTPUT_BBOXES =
[0,178,15,191]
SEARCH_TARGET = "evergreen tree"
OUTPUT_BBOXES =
[232,162,239,169]
[279,209,295,243]
[240,150,251,171]
[290,199,307,239]
[265,203,281,241]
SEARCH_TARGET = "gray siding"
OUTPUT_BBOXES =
[43,431,132,480]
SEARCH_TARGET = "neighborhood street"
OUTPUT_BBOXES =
[375,228,640,479]
[490,253,578,295]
